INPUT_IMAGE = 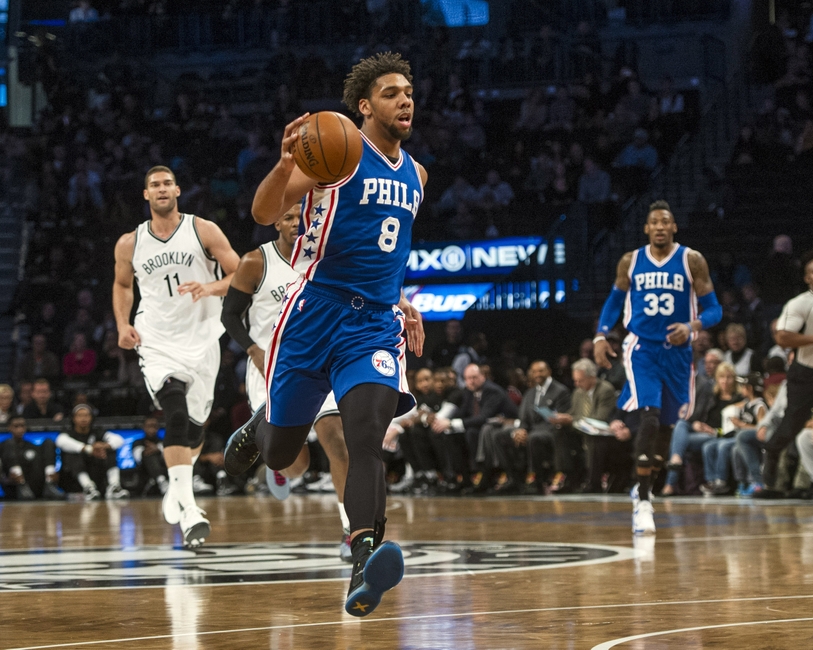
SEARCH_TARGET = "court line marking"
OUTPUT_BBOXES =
[8,594,813,649]
[591,616,813,649]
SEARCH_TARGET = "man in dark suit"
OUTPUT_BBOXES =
[432,363,518,490]
[550,358,620,492]
[491,360,573,494]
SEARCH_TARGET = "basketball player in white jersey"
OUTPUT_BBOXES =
[220,203,353,561]
[113,166,240,547]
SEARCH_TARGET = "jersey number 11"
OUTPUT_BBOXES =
[164,273,181,297]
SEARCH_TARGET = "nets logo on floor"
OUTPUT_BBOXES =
[0,541,635,592]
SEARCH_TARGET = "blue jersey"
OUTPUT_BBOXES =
[623,244,697,344]
[291,133,423,305]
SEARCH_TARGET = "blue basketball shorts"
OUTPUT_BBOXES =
[617,333,694,425]
[263,277,414,427]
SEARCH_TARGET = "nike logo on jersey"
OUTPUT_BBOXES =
[633,272,685,292]
[140,251,196,275]
[359,178,420,216]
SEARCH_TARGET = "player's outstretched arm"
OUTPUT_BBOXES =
[178,219,240,301]
[666,250,722,345]
[221,250,265,371]
[252,114,320,226]
[112,232,141,350]
[594,252,633,368]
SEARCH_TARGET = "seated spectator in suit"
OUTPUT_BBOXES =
[22,378,64,422]
[498,360,573,494]
[723,323,762,376]
[62,333,97,378]
[56,404,129,501]
[132,415,168,496]
[15,334,61,385]
[0,384,15,424]
[551,359,616,492]
[0,416,64,500]
[432,363,518,491]
[549,359,618,493]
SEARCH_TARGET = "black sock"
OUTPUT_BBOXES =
[638,473,651,502]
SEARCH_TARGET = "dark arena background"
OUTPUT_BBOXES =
[3,0,813,648]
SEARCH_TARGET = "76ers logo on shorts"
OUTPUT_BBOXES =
[372,350,396,377]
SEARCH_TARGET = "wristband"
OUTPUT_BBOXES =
[84,444,93,455]
[593,335,607,344]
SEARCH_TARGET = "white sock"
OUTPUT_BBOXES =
[45,464,56,479]
[107,467,121,488]
[338,502,350,531]
[77,472,94,490]
[168,465,196,511]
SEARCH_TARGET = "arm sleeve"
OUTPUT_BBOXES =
[56,433,86,454]
[597,286,626,335]
[697,291,723,330]
[221,285,256,352]
[102,431,125,450]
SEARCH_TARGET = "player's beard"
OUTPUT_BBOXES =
[387,121,413,141]
[152,196,177,216]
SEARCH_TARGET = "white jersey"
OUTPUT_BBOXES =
[132,214,224,356]
[247,241,301,350]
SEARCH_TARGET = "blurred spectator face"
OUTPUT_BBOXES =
[42,302,56,321]
[463,364,486,392]
[32,381,51,406]
[32,334,47,354]
[715,366,736,395]
[772,235,792,255]
[726,329,746,352]
[9,417,26,441]
[77,289,93,310]
[71,333,88,353]
[446,369,458,388]
[18,382,33,406]
[445,320,461,343]
[144,417,160,439]
[0,385,14,411]
[579,339,594,359]
[704,351,722,377]
[432,371,447,394]
[572,369,596,392]
[741,284,758,304]
[414,369,432,394]
[73,407,92,431]
[693,330,712,356]
[527,361,551,386]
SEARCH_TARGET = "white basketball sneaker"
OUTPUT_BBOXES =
[180,505,210,548]
[632,499,656,535]
[162,488,181,525]
[266,469,291,500]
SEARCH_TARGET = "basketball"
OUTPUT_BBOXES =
[292,111,363,183]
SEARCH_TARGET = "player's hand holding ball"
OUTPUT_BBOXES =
[291,112,363,183]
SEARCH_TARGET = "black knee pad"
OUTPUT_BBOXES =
[188,422,204,449]
[634,406,661,461]
[156,378,190,447]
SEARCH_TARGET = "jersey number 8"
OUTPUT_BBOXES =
[643,292,675,317]
[378,217,400,253]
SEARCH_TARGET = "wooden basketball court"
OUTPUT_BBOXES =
[1,494,812,649]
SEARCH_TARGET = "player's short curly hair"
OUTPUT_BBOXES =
[648,199,672,216]
[343,52,413,117]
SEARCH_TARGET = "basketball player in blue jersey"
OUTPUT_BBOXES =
[594,200,721,535]
[224,52,426,617]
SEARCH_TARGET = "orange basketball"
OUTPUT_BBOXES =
[292,112,363,183]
